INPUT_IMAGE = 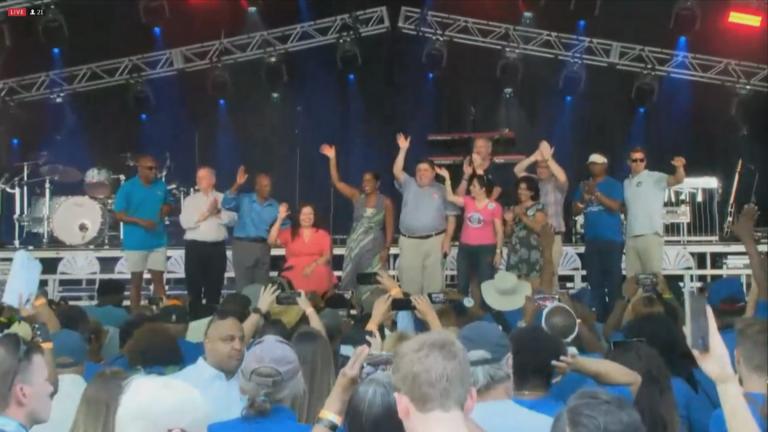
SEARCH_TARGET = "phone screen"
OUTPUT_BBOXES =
[427,292,447,304]
[391,298,414,311]
[276,291,299,306]
[685,283,709,352]
[534,294,559,308]
[356,272,379,286]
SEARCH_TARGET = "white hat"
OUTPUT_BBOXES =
[480,271,532,311]
[587,153,608,164]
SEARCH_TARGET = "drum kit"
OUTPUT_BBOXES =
[0,152,188,248]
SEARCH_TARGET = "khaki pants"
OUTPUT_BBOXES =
[625,234,664,276]
[398,234,445,295]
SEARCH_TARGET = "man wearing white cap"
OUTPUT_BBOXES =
[573,153,624,322]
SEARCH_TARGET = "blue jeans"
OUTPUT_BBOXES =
[457,244,497,298]
[583,240,624,322]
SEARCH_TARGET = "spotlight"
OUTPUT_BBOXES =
[218,98,226,106]
[347,73,355,82]
[38,6,68,48]
[638,107,646,113]
[631,74,659,109]
[336,37,361,75]
[153,26,162,37]
[128,80,155,113]
[139,113,149,122]
[207,65,232,99]
[559,62,586,99]
[496,49,523,97]
[427,72,434,80]
[11,137,20,147]
[670,0,701,35]
[262,54,287,98]
[243,0,262,13]
[139,0,170,28]
[422,39,447,76]
[520,11,536,28]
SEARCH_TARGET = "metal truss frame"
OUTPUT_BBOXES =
[397,7,768,91]
[0,6,389,102]
[1,0,54,12]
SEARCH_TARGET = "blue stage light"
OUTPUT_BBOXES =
[11,137,20,147]
[565,95,573,102]
[139,113,148,121]
[347,73,355,82]
[153,26,162,37]
[218,98,226,106]
[51,47,61,55]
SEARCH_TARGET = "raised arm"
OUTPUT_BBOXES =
[667,156,686,187]
[538,141,568,186]
[435,166,465,207]
[393,133,410,183]
[732,204,767,317]
[383,197,395,259]
[455,157,474,197]
[554,355,642,397]
[268,203,290,247]
[320,144,360,201]
[514,152,538,178]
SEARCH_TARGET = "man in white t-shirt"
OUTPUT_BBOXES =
[623,147,686,276]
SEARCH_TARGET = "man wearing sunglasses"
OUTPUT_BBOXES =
[0,335,54,432]
[114,154,172,308]
[623,147,686,278]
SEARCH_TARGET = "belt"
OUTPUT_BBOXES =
[234,237,268,243]
[400,230,446,240]
[186,240,226,246]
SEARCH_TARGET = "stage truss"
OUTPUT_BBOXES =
[0,242,763,302]
[397,7,768,92]
[0,6,390,102]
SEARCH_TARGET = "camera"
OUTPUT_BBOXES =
[269,276,300,306]
[636,273,658,294]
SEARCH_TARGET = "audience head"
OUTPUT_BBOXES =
[346,372,405,432]
[123,323,183,371]
[55,304,90,336]
[292,203,319,235]
[628,147,648,175]
[239,335,305,417]
[254,173,272,199]
[542,303,579,343]
[708,278,747,328]
[458,322,509,365]
[0,334,53,429]
[735,318,768,384]
[414,159,437,186]
[118,313,154,350]
[156,305,190,340]
[624,295,665,325]
[509,325,566,392]
[96,280,126,307]
[51,329,88,374]
[468,174,494,199]
[551,390,646,432]
[465,351,511,397]
[515,176,540,203]
[391,331,476,421]
[291,326,336,423]
[218,293,252,323]
[535,159,552,179]
[203,310,245,377]
[115,375,209,432]
[70,369,127,432]
[606,340,679,432]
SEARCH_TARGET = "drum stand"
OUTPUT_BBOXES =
[1,179,22,248]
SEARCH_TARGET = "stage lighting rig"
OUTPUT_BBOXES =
[422,38,447,76]
[336,37,361,75]
[497,49,523,98]
[559,62,586,99]
[127,80,154,114]
[670,0,701,36]
[262,54,287,99]
[631,74,658,110]
[139,0,170,29]
[207,64,232,99]
[244,0,263,13]
[38,5,68,48]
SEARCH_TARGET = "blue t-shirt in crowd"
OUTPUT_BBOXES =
[709,392,766,432]
[208,405,311,432]
[221,192,287,239]
[756,299,768,319]
[573,176,624,243]
[82,305,130,328]
[178,338,204,366]
[113,176,170,251]
[512,395,565,418]
[721,327,738,369]
[671,376,713,432]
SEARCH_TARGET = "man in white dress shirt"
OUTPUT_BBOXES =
[180,167,237,318]
[172,310,246,424]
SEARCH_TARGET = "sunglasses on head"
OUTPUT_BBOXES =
[630,158,645,163]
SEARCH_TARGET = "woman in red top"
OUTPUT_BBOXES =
[436,167,504,298]
[268,203,336,295]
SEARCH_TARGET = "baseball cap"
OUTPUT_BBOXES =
[52,329,88,368]
[240,335,303,395]
[458,321,509,365]
[587,153,608,164]
[707,277,746,308]
[156,305,190,325]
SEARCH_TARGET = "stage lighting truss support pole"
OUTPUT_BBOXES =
[397,7,768,92]
[0,6,389,102]
[1,0,55,12]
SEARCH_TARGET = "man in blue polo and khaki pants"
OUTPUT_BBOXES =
[114,155,172,308]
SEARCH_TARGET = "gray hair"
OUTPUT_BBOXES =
[242,367,306,417]
[551,390,646,432]
[467,350,510,395]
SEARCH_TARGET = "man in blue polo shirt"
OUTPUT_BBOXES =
[573,153,624,322]
[114,155,171,308]
[222,166,286,291]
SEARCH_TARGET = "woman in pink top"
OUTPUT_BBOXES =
[268,203,336,296]
[436,167,504,297]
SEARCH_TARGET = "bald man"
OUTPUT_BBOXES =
[114,155,171,308]
[180,167,237,317]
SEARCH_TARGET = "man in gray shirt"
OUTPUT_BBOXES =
[623,147,686,276]
[393,133,458,295]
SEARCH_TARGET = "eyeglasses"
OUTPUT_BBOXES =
[630,158,646,163]
[1,333,29,394]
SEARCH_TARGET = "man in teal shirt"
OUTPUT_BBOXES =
[114,155,171,308]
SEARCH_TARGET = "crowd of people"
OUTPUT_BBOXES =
[0,133,766,432]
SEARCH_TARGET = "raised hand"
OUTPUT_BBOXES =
[538,140,553,160]
[256,283,280,313]
[296,290,313,313]
[396,133,411,150]
[412,295,439,326]
[277,203,290,220]
[463,156,474,177]
[235,165,249,187]
[320,144,336,159]
[376,270,401,295]
[732,204,758,241]
[471,153,484,173]
[670,156,686,168]
[434,166,450,180]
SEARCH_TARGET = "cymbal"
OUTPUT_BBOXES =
[39,164,83,183]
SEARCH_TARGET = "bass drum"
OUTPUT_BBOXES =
[50,196,105,246]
